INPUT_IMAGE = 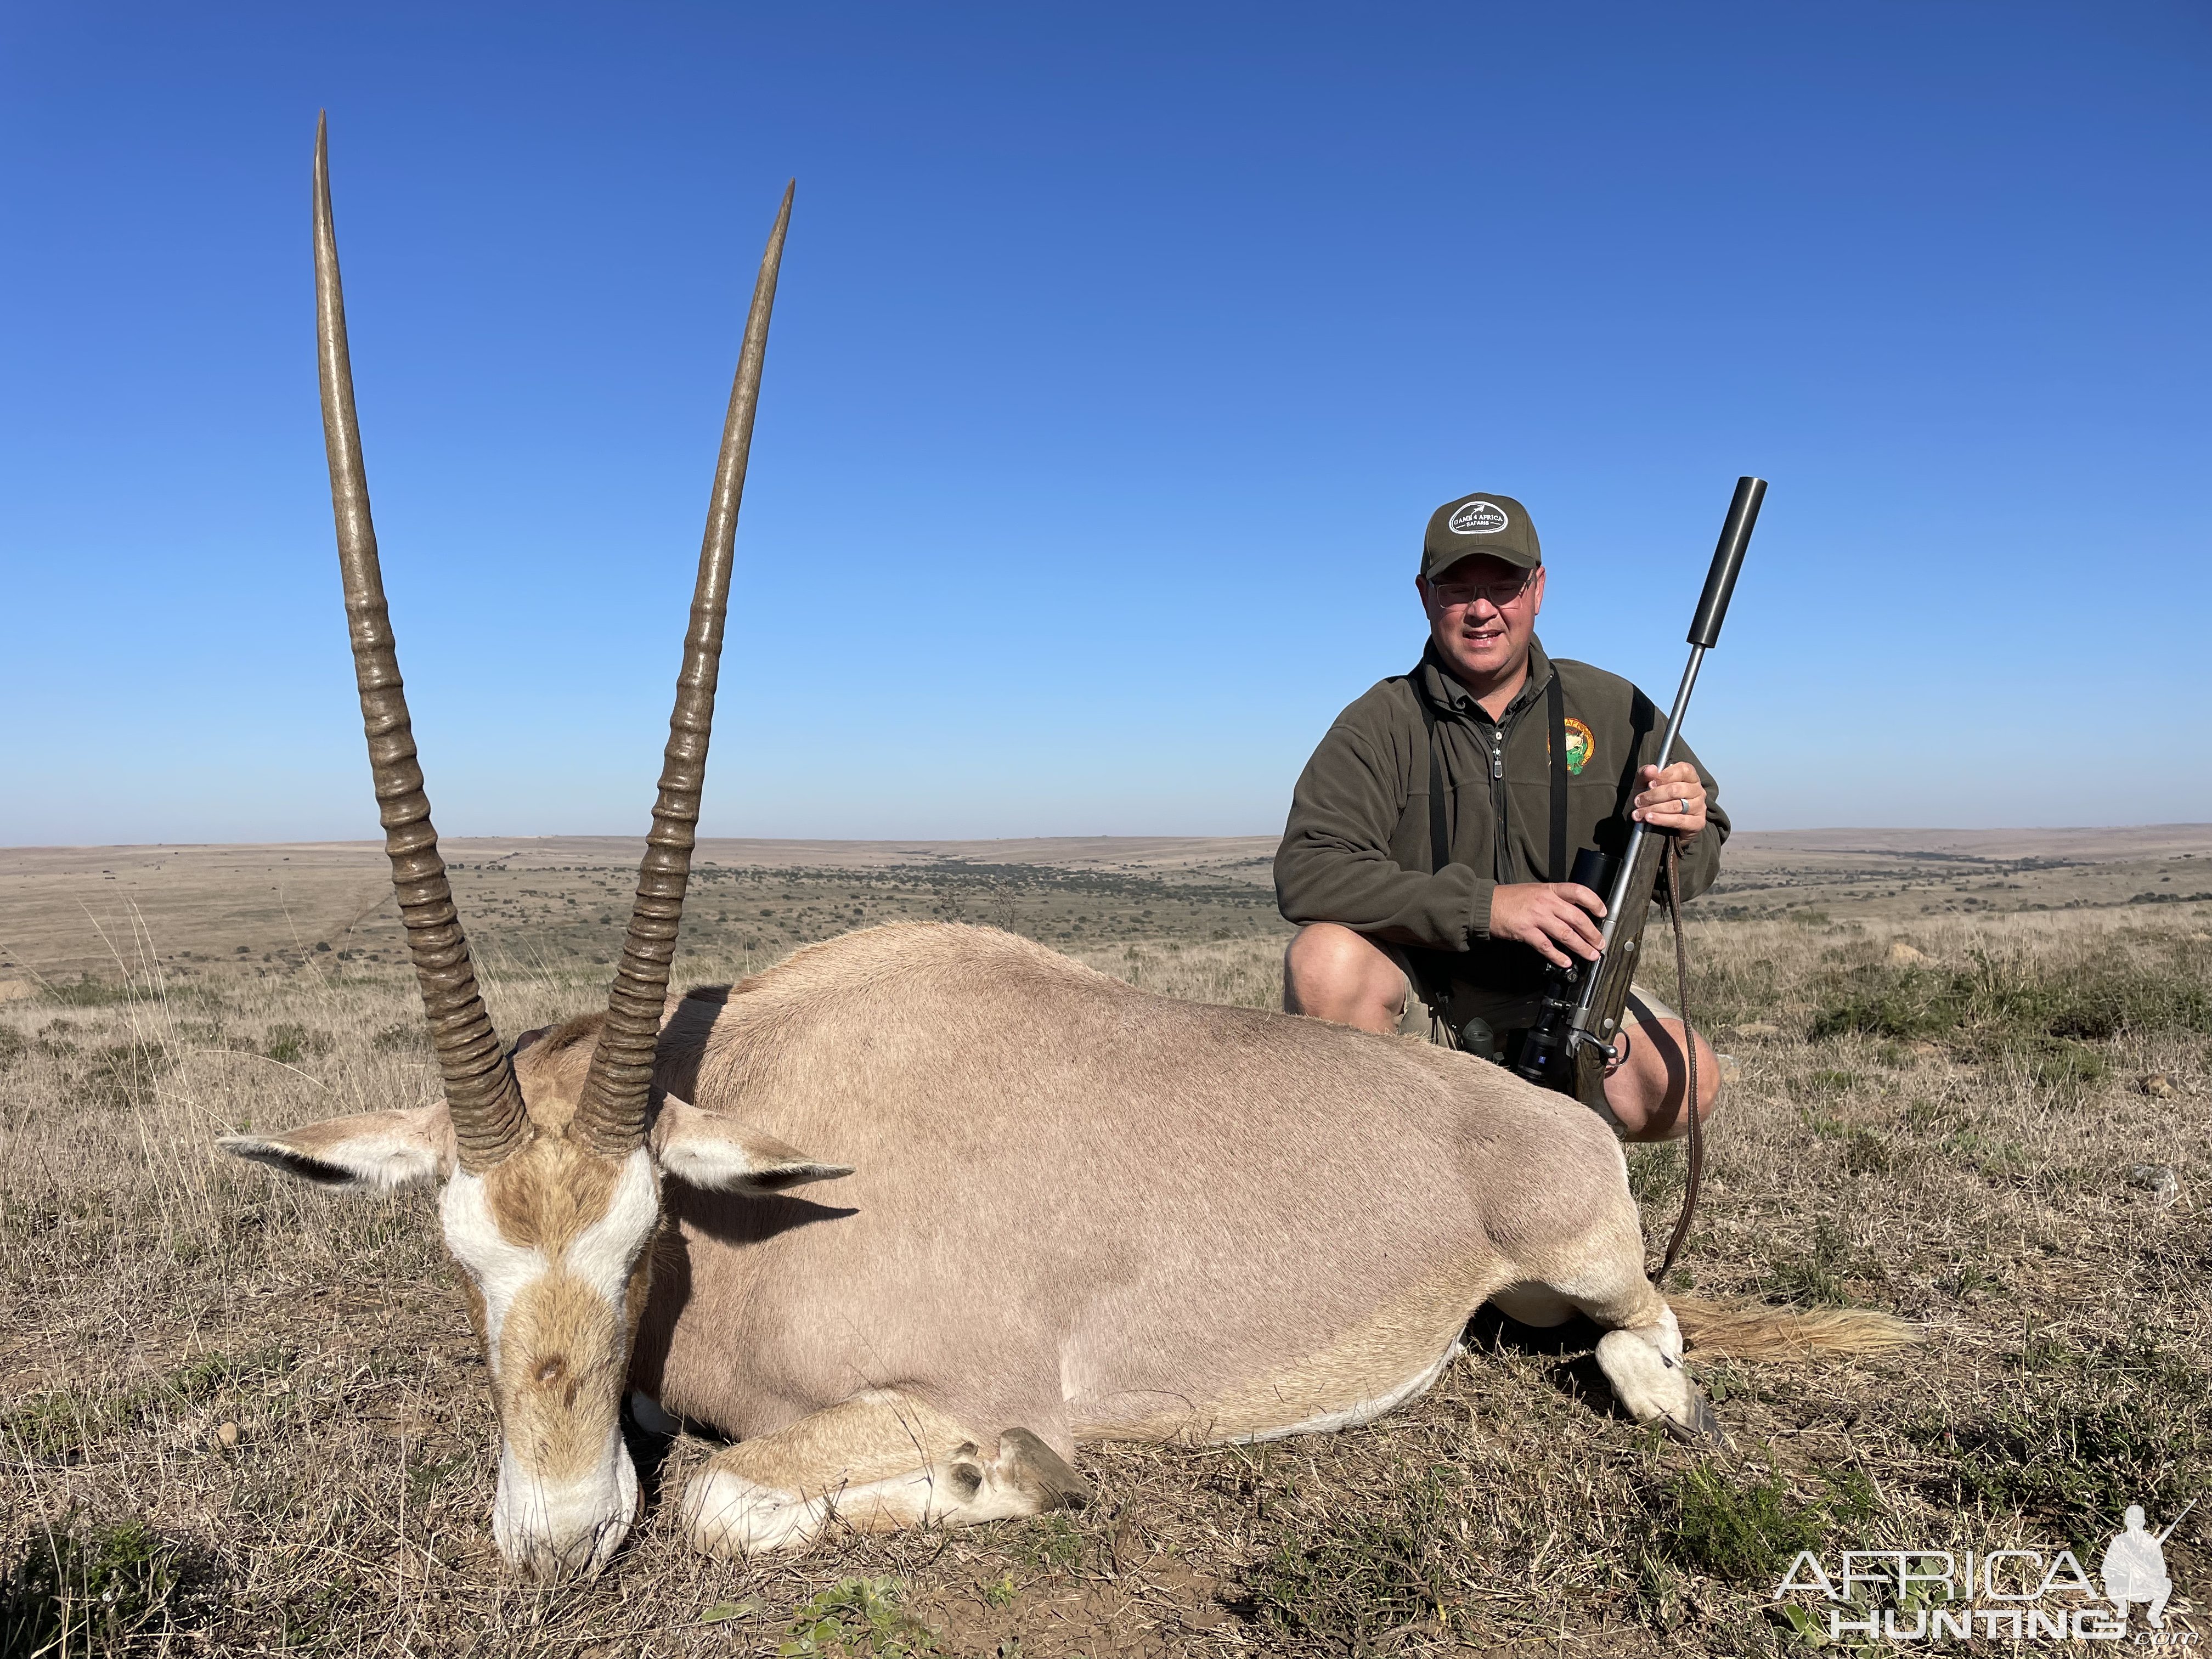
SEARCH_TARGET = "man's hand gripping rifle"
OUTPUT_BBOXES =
[1514,477,1767,1119]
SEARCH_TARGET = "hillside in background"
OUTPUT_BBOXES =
[3,825,2209,985]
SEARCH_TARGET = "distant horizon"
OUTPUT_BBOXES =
[8,821,2209,856]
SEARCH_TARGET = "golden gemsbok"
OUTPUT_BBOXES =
[222,120,1902,1583]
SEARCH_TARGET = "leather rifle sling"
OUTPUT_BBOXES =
[1654,832,1704,1282]
[1427,667,1702,1279]
[1409,685,1459,1040]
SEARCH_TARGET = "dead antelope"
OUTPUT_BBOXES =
[221,121,1906,1584]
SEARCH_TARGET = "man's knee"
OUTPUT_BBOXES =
[1611,1017,1722,1142]
[1283,924,1404,1032]
[1668,1022,1723,1113]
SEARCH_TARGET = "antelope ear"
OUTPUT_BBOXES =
[218,1103,456,1193]
[650,1094,853,1194]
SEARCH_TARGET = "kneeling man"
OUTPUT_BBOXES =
[1276,490,1725,1139]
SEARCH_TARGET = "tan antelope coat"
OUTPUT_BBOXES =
[620,923,1651,1454]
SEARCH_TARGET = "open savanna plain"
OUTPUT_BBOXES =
[2,828,2208,1656]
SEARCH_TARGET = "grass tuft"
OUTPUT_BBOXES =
[1241,1460,1472,1646]
[0,1515,188,1655]
[1902,1331,2212,1528]
[1654,1464,1880,1584]
[1758,1216,1885,1308]
[1809,940,2212,1049]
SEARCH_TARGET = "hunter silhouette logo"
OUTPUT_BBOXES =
[1447,499,1508,534]
[2101,1502,2183,1630]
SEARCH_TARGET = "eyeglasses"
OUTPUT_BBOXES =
[1427,572,1533,610]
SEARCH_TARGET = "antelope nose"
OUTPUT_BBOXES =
[492,1431,641,1579]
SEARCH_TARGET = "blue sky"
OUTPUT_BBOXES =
[3,2,2207,844]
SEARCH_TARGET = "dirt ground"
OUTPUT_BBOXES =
[2,831,2207,1654]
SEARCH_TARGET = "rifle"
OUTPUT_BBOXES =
[1512,476,1765,1271]
[2153,1495,2197,1545]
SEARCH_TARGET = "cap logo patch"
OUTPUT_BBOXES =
[1447,500,1508,535]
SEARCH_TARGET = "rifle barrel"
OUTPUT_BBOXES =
[2154,1493,2198,1543]
[1594,645,1705,957]
[1571,476,1765,1026]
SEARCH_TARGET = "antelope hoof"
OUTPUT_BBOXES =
[1661,1383,1728,1449]
[1000,1427,1093,1510]
[1595,1330,1728,1448]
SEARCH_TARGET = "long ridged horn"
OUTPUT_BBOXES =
[570,184,793,1157]
[314,114,529,1174]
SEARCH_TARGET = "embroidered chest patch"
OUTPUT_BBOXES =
[1561,718,1595,776]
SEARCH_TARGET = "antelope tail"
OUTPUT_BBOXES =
[1671,1297,1921,1360]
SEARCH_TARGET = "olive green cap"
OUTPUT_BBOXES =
[1421,491,1541,578]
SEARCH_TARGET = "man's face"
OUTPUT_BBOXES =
[1417,554,1544,687]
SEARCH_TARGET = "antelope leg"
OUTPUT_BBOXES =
[682,1392,1084,1558]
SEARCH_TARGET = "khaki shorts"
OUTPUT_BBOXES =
[1375,940,1677,1052]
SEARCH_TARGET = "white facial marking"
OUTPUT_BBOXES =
[439,1146,659,1572]
[563,1147,661,1305]
[439,1172,540,1378]
[438,1147,659,1379]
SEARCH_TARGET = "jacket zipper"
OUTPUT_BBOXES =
[1489,719,1512,880]
[1448,677,1536,883]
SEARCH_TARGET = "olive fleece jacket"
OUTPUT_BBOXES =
[1274,639,1728,994]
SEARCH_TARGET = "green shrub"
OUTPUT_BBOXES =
[370,1022,428,1054]
[1810,973,1950,1041]
[44,977,137,1008]
[3,1349,297,1461]
[1656,1465,1878,1584]
[165,1346,296,1405]
[1758,1216,1883,1307]
[2027,1042,2107,1091]
[76,1041,171,1111]
[1810,943,2212,1048]
[262,1023,332,1065]
[1840,1127,1890,1175]
[3,1390,127,1462]
[777,1577,935,1656]
[1,1516,185,1654]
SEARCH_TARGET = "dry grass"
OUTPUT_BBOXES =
[3,900,2208,1655]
